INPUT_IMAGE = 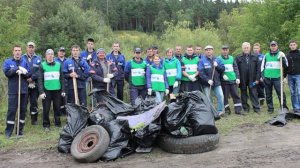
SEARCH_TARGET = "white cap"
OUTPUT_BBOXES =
[27,41,36,47]
[204,45,214,50]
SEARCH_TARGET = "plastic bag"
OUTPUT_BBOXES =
[100,119,134,161]
[134,123,161,148]
[58,104,90,153]
[89,106,115,125]
[267,113,287,127]
[134,95,157,114]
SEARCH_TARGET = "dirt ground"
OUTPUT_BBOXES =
[1,123,300,168]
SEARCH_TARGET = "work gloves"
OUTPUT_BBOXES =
[61,92,66,97]
[87,54,92,61]
[16,66,28,75]
[236,79,240,84]
[208,80,214,86]
[188,74,197,82]
[39,93,46,99]
[283,78,288,83]
[28,83,36,89]
[173,81,179,88]
[165,89,169,95]
[103,78,111,83]
[107,74,114,78]
[277,51,286,59]
[223,75,229,81]
[147,88,152,95]
[213,61,218,67]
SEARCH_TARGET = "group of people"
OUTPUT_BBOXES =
[3,38,300,138]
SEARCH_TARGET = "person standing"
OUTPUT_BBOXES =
[90,48,118,103]
[106,42,126,100]
[218,45,242,115]
[152,45,159,55]
[195,45,204,59]
[286,40,300,113]
[181,46,200,92]
[199,45,225,116]
[54,47,68,115]
[38,49,65,131]
[146,54,169,103]
[63,45,90,107]
[22,42,41,125]
[236,42,260,113]
[261,41,289,113]
[253,43,266,106]
[125,48,147,105]
[80,38,97,62]
[145,47,154,66]
[3,45,30,138]
[164,48,182,99]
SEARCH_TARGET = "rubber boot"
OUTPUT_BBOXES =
[16,123,25,137]
[31,113,38,125]
[5,124,14,138]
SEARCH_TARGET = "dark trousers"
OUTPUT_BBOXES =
[130,85,147,105]
[6,94,28,137]
[221,83,242,112]
[240,85,260,111]
[257,82,265,100]
[180,81,200,92]
[67,88,87,107]
[42,90,61,128]
[28,87,39,120]
[264,78,288,111]
[114,80,124,100]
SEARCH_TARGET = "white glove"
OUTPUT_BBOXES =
[213,61,218,67]
[103,78,111,83]
[173,81,179,88]
[16,70,22,75]
[283,78,288,83]
[18,66,28,74]
[39,93,46,99]
[208,80,214,86]
[28,83,36,89]
[223,75,229,81]
[147,88,152,95]
[165,89,169,95]
[236,79,240,84]
[278,51,286,59]
[87,54,92,60]
[61,92,66,97]
[188,75,197,82]
[107,74,114,79]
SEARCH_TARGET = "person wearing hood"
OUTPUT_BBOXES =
[218,45,242,115]
[125,48,147,105]
[181,45,200,92]
[261,41,289,113]
[146,54,169,103]
[199,45,225,116]
[286,40,300,113]
[90,48,118,104]
[106,42,125,100]
[164,48,182,100]
[38,49,65,131]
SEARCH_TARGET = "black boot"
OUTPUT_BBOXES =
[225,107,231,115]
[5,124,14,138]
[31,114,38,125]
[259,99,265,106]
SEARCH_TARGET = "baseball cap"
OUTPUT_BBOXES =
[204,45,214,50]
[270,41,278,46]
[151,45,158,49]
[27,42,36,47]
[222,45,229,49]
[58,47,65,51]
[96,48,105,54]
[45,49,54,55]
[134,48,142,53]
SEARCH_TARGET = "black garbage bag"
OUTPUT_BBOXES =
[285,112,300,120]
[89,106,115,125]
[134,123,161,148]
[266,113,287,127]
[58,104,90,153]
[134,95,157,114]
[100,119,134,161]
[90,89,134,116]
[186,100,218,136]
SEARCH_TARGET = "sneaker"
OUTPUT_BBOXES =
[225,107,231,115]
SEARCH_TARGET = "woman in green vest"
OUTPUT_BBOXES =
[146,54,169,103]
[38,49,65,131]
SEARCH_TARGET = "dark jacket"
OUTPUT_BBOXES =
[286,49,300,75]
[2,57,31,94]
[106,51,125,80]
[235,52,260,88]
[90,58,118,92]
[198,55,225,87]
[80,49,97,62]
[63,57,90,89]
[219,55,240,85]
[38,61,65,94]
[22,54,41,82]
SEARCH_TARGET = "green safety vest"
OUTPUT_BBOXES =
[218,55,236,81]
[264,52,280,78]
[182,56,199,81]
[150,66,166,91]
[41,61,61,90]
[131,60,146,86]
[164,59,178,85]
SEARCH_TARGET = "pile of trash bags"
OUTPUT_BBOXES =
[58,90,219,162]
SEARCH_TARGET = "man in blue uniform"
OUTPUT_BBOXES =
[3,45,31,138]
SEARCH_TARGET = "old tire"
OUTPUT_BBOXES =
[71,125,110,163]
[157,133,219,154]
